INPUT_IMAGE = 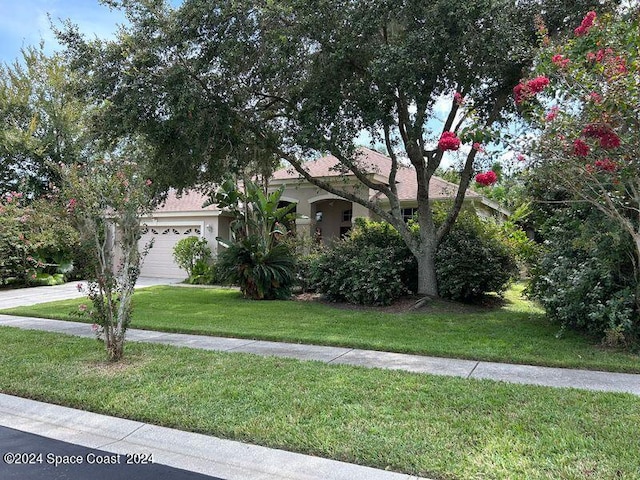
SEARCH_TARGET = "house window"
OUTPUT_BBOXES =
[342,209,352,222]
[402,208,417,222]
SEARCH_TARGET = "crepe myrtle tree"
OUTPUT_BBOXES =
[61,157,155,361]
[57,0,617,297]
[520,7,640,303]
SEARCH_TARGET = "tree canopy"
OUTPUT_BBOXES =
[58,0,618,295]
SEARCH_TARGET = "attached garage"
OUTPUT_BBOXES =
[139,223,203,279]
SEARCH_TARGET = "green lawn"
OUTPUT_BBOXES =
[2,283,639,373]
[1,327,639,480]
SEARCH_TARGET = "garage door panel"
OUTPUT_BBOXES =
[139,225,201,278]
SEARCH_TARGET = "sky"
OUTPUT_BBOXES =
[0,0,132,64]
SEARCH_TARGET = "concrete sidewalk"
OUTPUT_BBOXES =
[0,314,639,395]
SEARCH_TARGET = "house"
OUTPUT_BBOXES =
[138,148,509,278]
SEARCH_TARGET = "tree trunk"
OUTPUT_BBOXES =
[416,241,438,297]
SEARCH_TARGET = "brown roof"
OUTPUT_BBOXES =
[272,147,479,202]
[154,188,218,212]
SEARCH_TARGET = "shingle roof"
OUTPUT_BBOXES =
[154,188,218,212]
[272,147,479,202]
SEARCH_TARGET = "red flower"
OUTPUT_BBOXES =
[472,142,484,153]
[582,124,620,149]
[67,198,77,213]
[594,158,617,172]
[438,131,461,151]
[513,76,550,104]
[552,54,570,68]
[574,11,597,36]
[475,170,498,186]
[454,91,465,105]
[573,139,590,157]
[545,106,559,122]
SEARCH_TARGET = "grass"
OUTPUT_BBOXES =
[2,283,639,373]
[1,327,639,480]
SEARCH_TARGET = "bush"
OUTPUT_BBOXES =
[217,236,295,300]
[311,219,416,306]
[435,210,518,301]
[528,205,638,345]
[311,212,517,306]
[0,194,79,286]
[172,236,214,281]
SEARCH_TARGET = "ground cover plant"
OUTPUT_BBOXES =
[3,284,639,373]
[0,327,638,480]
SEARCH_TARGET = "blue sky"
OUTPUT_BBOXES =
[0,0,129,64]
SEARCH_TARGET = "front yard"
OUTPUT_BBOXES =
[1,327,639,480]
[2,283,639,373]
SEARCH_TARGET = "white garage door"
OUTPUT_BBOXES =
[139,225,202,278]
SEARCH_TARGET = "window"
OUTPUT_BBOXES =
[342,209,353,222]
[402,208,417,222]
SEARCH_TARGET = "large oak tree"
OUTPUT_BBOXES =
[59,0,617,296]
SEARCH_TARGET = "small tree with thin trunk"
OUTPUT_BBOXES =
[62,157,154,361]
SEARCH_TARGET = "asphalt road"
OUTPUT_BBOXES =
[0,426,224,480]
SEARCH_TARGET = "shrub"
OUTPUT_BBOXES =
[435,210,518,301]
[0,195,79,286]
[528,205,638,345]
[172,236,214,281]
[311,219,416,306]
[312,212,517,306]
[217,236,295,300]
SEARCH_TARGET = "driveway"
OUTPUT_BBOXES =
[0,277,183,310]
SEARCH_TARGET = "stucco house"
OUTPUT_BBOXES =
[138,148,509,278]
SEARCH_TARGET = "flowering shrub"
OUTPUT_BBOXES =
[62,158,155,361]
[513,76,550,104]
[475,170,498,186]
[0,194,79,286]
[437,131,461,151]
[574,11,597,36]
[524,7,639,345]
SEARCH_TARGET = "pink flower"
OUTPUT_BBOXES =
[573,139,590,157]
[574,11,597,37]
[552,54,570,68]
[545,106,559,122]
[527,76,550,94]
[475,170,498,186]
[67,198,77,213]
[517,153,526,162]
[145,179,153,186]
[472,142,484,153]
[438,131,461,151]
[79,304,88,312]
[588,92,602,104]
[454,91,465,106]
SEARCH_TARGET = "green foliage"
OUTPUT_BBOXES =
[217,237,295,300]
[0,45,85,197]
[172,236,213,281]
[0,193,79,286]
[212,179,297,299]
[62,156,155,361]
[313,215,518,305]
[311,219,416,306]
[528,205,638,346]
[435,210,518,301]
